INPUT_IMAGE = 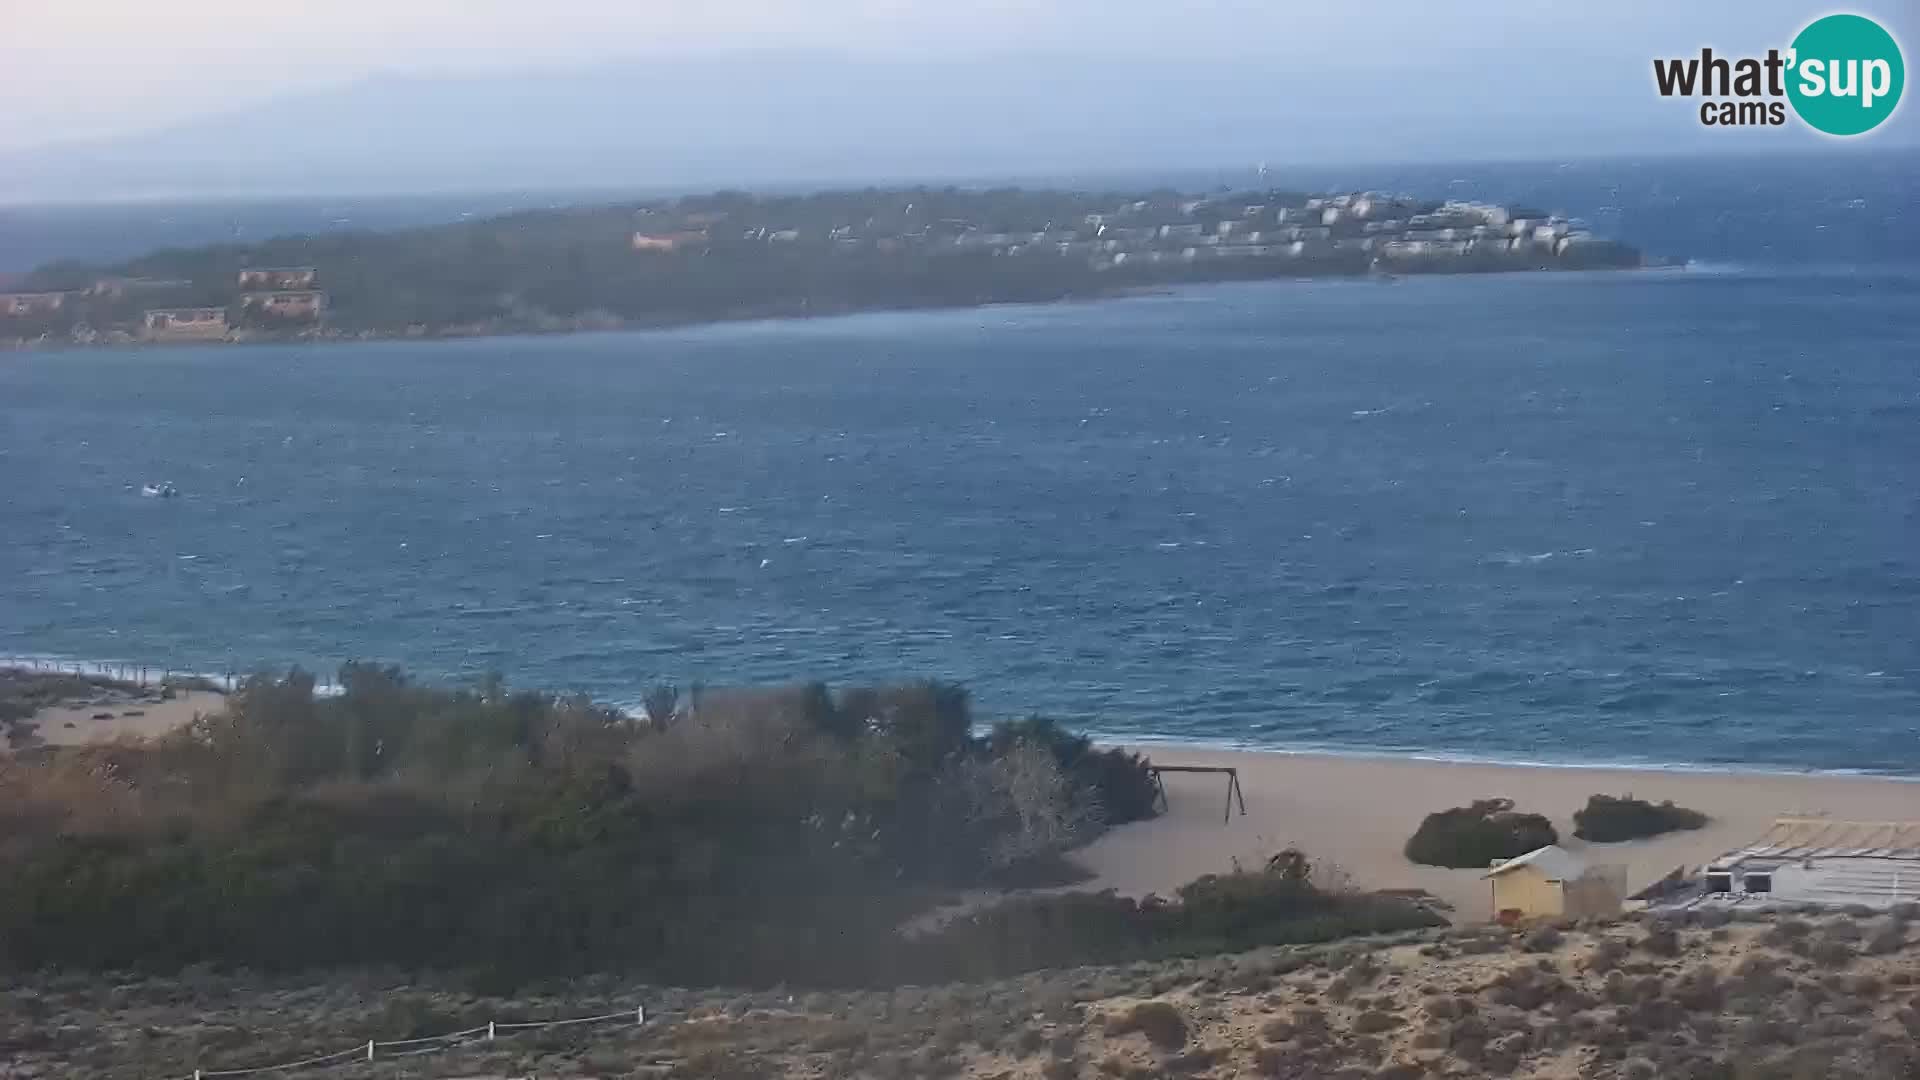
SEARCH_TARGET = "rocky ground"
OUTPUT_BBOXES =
[2,906,1916,1079]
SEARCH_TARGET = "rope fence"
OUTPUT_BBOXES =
[175,1006,644,1078]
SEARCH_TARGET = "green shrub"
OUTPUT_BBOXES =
[0,667,1427,989]
[1866,923,1906,955]
[987,717,1159,826]
[1352,1009,1402,1034]
[1252,1045,1292,1075]
[1116,1001,1189,1050]
[1523,926,1566,953]
[900,862,1441,983]
[1639,926,1683,957]
[1403,799,1558,868]
[1572,795,1708,843]
[1807,938,1854,968]
[1040,1059,1079,1080]
[1260,1019,1295,1042]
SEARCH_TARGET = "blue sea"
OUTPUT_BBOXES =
[3,154,1918,774]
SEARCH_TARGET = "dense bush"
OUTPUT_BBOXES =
[1112,1001,1189,1050]
[0,666,1426,988]
[1572,795,1709,843]
[987,717,1159,827]
[0,669,1007,984]
[1403,798,1559,868]
[901,859,1441,982]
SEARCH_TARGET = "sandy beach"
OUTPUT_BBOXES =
[1073,746,1919,920]
[0,666,228,751]
[6,665,1914,927]
[23,690,226,746]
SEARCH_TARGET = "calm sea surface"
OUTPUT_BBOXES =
[4,263,1917,772]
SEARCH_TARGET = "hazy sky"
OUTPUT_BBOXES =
[8,0,1915,153]
[1,0,1912,217]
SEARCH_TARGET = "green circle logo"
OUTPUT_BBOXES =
[1787,14,1904,135]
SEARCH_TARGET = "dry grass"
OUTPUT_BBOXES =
[0,750,150,855]
[5,910,1916,1079]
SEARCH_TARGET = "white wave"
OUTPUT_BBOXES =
[1489,548,1594,566]
[1083,730,1920,782]
[1680,259,1750,275]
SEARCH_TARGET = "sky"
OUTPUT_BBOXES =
[2,0,1914,198]
[6,0,1914,148]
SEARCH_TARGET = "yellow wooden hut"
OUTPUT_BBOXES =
[1484,845,1625,921]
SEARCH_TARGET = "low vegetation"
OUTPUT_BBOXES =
[1572,793,1710,842]
[985,716,1160,829]
[908,851,1441,982]
[0,665,1431,988]
[0,668,213,748]
[1403,797,1559,868]
[10,911,1913,1080]
[0,669,153,735]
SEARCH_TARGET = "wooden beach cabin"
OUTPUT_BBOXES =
[1484,845,1626,921]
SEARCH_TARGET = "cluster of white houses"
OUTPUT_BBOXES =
[0,267,326,342]
[1086,195,1602,267]
[627,192,1606,270]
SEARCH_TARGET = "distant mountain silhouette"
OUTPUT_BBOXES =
[0,52,1889,203]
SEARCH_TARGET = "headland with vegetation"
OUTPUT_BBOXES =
[0,186,1642,348]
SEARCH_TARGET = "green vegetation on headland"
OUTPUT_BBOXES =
[0,666,1438,988]
[0,185,1641,347]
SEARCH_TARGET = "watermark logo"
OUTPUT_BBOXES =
[1653,13,1904,135]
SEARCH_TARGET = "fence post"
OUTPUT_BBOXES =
[488,1020,496,1040]
[636,1006,645,1026]
[367,1038,375,1061]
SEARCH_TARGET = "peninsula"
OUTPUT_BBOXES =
[1,186,1641,347]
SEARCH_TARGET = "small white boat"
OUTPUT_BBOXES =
[140,482,179,499]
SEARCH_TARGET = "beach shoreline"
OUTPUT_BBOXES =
[8,662,1914,925]
[1095,732,1920,781]
[1073,744,1920,922]
[1,261,1650,355]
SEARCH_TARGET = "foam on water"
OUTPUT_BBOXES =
[1100,729,1920,781]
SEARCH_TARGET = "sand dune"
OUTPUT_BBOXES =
[1074,747,1920,920]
